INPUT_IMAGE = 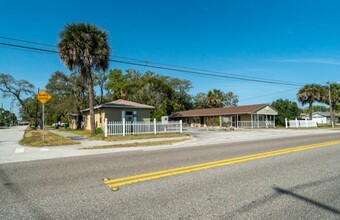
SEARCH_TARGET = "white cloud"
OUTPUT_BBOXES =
[274,58,340,66]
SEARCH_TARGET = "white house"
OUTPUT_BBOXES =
[311,112,340,124]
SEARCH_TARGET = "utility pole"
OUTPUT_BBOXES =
[328,80,334,128]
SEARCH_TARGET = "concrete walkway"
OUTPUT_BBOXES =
[0,127,191,164]
[48,129,188,147]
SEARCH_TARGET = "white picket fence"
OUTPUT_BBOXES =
[285,118,317,128]
[237,121,275,128]
[104,118,182,137]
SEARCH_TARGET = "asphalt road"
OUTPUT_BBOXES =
[1,132,340,219]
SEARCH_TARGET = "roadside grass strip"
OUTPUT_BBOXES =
[103,140,340,191]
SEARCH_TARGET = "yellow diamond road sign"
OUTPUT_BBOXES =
[36,90,52,104]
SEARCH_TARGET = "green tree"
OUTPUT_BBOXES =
[105,69,129,99]
[58,23,110,135]
[0,73,39,125]
[46,71,88,128]
[272,99,302,126]
[94,71,108,105]
[303,105,329,114]
[105,69,193,118]
[193,89,238,109]
[193,92,208,109]
[206,89,224,108]
[222,92,239,107]
[296,84,327,120]
[326,82,340,125]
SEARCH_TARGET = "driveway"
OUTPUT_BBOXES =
[183,127,340,146]
[0,126,27,161]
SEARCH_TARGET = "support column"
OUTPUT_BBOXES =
[154,118,157,134]
[237,114,239,128]
[180,120,182,133]
[104,118,108,137]
[122,118,126,136]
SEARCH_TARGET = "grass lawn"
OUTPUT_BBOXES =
[61,128,191,141]
[79,137,192,150]
[20,129,79,147]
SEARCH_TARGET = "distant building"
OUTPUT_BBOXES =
[311,112,340,124]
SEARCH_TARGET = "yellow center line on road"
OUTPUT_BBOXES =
[103,140,340,191]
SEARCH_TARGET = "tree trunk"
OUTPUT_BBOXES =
[88,76,96,135]
[309,101,313,120]
[76,107,82,130]
[331,103,336,126]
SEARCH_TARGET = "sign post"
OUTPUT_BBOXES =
[36,90,52,143]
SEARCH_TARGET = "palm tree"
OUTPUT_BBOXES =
[206,89,224,108]
[328,82,340,126]
[58,23,110,135]
[296,84,327,120]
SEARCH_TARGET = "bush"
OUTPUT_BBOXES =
[96,127,104,135]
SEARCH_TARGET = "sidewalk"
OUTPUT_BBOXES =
[2,126,340,164]
[0,128,192,164]
[48,129,189,147]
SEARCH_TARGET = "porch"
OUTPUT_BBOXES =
[170,104,278,129]
[183,114,276,128]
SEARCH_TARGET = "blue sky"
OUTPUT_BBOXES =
[1,0,340,116]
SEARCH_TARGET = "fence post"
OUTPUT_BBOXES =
[180,120,183,133]
[285,118,288,128]
[104,118,108,137]
[123,118,126,136]
[295,118,299,128]
[305,118,308,128]
[154,118,157,134]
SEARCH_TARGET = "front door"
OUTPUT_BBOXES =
[200,116,204,127]
[232,115,237,127]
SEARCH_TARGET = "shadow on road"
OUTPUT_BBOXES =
[274,186,340,215]
[224,174,340,218]
[0,167,50,219]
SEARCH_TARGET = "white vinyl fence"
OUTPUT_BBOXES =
[104,118,182,137]
[285,118,317,128]
[237,121,275,128]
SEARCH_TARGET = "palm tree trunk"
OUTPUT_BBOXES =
[309,101,313,120]
[88,76,96,135]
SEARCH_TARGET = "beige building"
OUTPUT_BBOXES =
[81,99,154,131]
[170,104,278,128]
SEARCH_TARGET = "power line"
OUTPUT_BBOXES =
[0,36,302,86]
[0,36,56,48]
[240,88,297,102]
[0,40,303,87]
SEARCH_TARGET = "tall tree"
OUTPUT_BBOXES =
[193,89,238,109]
[105,69,192,118]
[327,82,340,125]
[193,92,208,109]
[0,73,37,121]
[94,71,108,105]
[296,84,327,120]
[206,89,224,108]
[46,71,88,128]
[58,23,110,135]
